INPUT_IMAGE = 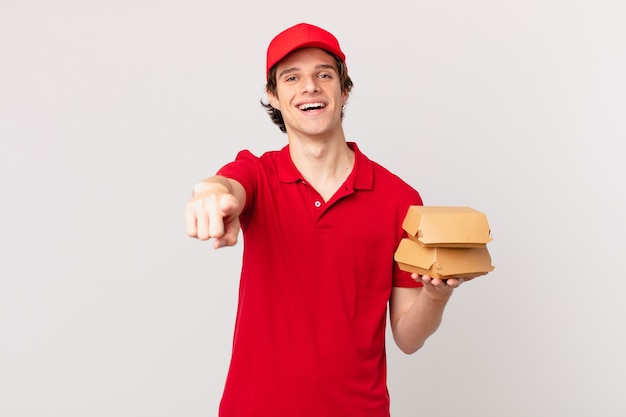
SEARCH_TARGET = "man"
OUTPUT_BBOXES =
[185,23,462,417]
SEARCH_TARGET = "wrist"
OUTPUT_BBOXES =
[193,179,230,196]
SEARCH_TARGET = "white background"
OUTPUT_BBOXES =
[1,1,624,416]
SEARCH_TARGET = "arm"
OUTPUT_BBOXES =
[184,175,246,249]
[389,275,462,354]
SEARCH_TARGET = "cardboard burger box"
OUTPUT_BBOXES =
[402,206,492,247]
[394,206,495,280]
[395,238,495,280]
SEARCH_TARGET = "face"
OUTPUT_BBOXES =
[267,48,348,139]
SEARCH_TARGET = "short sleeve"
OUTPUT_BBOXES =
[392,262,423,288]
[216,149,259,216]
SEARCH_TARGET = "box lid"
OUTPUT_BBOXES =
[402,206,492,247]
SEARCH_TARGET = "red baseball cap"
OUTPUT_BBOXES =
[266,23,346,80]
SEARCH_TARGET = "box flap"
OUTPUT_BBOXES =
[402,206,492,247]
[394,237,437,269]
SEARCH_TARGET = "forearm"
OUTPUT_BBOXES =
[193,175,235,195]
[391,288,453,354]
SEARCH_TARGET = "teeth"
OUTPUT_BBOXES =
[299,103,325,110]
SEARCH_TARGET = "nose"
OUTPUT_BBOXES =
[302,75,320,93]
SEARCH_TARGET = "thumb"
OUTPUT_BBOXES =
[213,195,241,248]
[219,216,241,248]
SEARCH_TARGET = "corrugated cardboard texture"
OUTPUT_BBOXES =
[394,238,495,279]
[402,206,492,247]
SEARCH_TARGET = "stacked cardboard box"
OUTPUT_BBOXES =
[394,206,495,280]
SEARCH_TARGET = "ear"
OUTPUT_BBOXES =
[267,91,280,110]
[341,90,349,106]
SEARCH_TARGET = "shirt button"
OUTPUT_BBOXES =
[314,200,322,208]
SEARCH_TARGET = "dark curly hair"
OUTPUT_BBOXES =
[260,54,354,133]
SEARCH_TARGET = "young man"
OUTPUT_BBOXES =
[185,23,462,417]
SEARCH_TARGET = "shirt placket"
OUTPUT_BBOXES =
[300,180,355,224]
[300,180,325,221]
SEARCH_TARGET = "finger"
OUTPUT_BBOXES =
[194,200,211,240]
[219,193,239,217]
[430,278,445,287]
[207,195,226,238]
[446,278,464,288]
[429,277,455,290]
[420,275,433,286]
[184,202,199,237]
[411,273,423,282]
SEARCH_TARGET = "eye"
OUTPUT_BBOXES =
[318,73,332,79]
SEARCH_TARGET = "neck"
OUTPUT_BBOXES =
[288,135,355,202]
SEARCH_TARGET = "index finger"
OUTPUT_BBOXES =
[206,194,226,238]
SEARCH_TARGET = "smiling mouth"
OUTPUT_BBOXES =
[298,103,326,111]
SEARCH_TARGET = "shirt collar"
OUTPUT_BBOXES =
[277,142,373,191]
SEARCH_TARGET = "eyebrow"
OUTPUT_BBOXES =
[278,63,337,79]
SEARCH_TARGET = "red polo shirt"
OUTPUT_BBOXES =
[216,142,422,417]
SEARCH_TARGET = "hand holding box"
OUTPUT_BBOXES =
[394,206,495,280]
